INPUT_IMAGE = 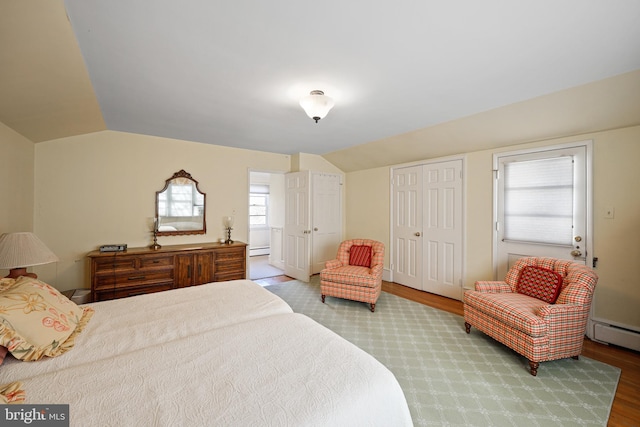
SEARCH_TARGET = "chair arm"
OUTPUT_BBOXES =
[324,259,343,269]
[370,263,383,278]
[536,303,586,321]
[556,282,594,306]
[474,281,513,293]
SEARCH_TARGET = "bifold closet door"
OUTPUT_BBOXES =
[393,159,463,300]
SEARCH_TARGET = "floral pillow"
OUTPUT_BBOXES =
[0,276,94,361]
[0,280,11,365]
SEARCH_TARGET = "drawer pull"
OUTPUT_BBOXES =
[127,276,146,281]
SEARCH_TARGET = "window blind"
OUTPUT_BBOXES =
[503,156,574,245]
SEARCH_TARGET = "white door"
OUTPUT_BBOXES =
[422,160,463,300]
[311,172,342,274]
[495,142,591,278]
[284,171,310,281]
[392,165,423,290]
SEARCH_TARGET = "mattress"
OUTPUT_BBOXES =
[0,280,412,426]
[1,280,292,382]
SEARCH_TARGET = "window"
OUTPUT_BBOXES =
[503,156,574,245]
[249,184,269,228]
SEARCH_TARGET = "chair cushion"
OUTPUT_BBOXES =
[464,290,549,337]
[517,266,563,304]
[320,266,379,288]
[349,245,372,267]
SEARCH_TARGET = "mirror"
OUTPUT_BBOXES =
[155,170,206,236]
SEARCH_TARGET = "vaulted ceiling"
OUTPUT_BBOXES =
[2,1,640,172]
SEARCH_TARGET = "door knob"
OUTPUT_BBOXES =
[415,232,421,237]
[314,227,318,231]
[570,249,582,257]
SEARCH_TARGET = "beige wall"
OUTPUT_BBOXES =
[344,167,390,245]
[11,118,640,330]
[346,126,640,329]
[33,130,341,290]
[33,130,292,290]
[292,152,345,175]
[0,121,35,277]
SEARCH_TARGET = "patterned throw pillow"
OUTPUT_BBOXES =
[349,245,372,267]
[516,265,564,304]
[0,276,94,361]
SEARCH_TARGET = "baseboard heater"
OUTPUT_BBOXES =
[593,323,640,352]
[249,246,270,256]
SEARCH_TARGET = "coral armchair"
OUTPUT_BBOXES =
[320,239,385,312]
[463,257,598,376]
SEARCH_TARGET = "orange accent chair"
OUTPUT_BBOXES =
[320,239,385,312]
[463,257,598,376]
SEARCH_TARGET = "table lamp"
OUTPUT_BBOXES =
[223,216,234,244]
[0,232,60,279]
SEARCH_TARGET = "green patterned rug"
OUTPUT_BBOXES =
[266,276,620,427]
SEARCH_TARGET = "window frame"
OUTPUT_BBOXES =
[249,192,269,229]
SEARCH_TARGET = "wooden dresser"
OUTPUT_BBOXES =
[88,242,247,302]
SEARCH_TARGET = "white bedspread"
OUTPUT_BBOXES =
[1,280,291,382]
[1,281,412,426]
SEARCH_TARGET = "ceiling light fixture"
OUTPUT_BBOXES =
[299,90,334,123]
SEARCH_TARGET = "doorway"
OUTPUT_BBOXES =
[248,171,285,280]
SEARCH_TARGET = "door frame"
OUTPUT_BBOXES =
[389,154,466,293]
[492,140,594,279]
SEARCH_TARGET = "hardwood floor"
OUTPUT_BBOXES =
[261,275,640,426]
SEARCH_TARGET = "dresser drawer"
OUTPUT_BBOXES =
[215,247,245,261]
[93,254,174,273]
[214,271,246,282]
[139,255,174,269]
[93,270,174,290]
[94,283,173,301]
[93,256,138,273]
[215,259,244,273]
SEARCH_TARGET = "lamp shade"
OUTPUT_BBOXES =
[223,216,234,228]
[299,90,335,123]
[0,232,59,270]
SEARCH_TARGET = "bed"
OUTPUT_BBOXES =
[0,278,412,426]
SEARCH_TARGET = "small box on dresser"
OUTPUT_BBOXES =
[88,242,247,302]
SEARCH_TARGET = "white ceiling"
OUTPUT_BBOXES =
[52,1,640,155]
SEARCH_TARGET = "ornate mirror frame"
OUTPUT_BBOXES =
[155,170,206,236]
